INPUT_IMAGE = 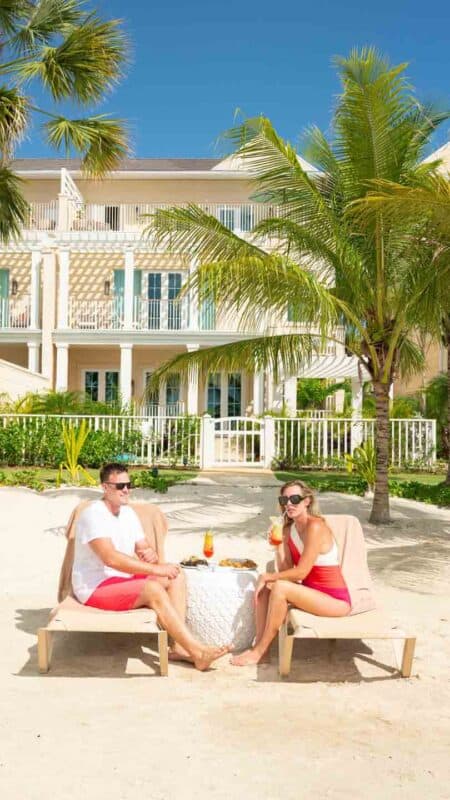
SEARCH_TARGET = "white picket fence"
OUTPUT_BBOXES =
[0,414,436,469]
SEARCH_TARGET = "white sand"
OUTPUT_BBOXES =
[1,478,449,800]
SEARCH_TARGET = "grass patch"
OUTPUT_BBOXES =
[274,470,450,506]
[0,466,198,492]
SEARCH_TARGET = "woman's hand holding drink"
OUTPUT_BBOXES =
[268,516,283,546]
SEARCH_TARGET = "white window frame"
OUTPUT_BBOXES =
[204,372,245,417]
[81,368,120,402]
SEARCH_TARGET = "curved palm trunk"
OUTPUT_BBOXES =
[446,334,450,485]
[370,381,391,524]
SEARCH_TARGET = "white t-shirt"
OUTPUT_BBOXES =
[72,500,145,603]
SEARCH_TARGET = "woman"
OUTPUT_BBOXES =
[231,480,351,666]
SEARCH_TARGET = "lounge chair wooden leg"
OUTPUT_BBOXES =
[400,638,416,678]
[157,630,169,677]
[278,622,294,678]
[37,629,53,673]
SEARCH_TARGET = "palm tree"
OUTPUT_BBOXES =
[355,173,450,483]
[0,0,128,241]
[145,48,450,524]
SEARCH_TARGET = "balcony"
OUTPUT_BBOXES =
[0,296,31,329]
[22,201,278,236]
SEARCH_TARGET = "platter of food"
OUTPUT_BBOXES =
[218,558,258,571]
[180,556,209,568]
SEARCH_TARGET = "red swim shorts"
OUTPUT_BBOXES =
[85,574,156,611]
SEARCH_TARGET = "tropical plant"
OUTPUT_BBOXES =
[144,48,450,523]
[57,420,96,485]
[345,439,376,490]
[356,173,450,483]
[0,0,128,241]
[296,378,348,410]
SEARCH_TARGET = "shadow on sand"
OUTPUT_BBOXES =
[14,608,162,679]
[254,638,403,684]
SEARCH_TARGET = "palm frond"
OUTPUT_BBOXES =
[44,114,128,174]
[146,333,324,396]
[16,13,128,104]
[10,0,85,53]
[0,166,29,241]
[146,204,266,261]
[0,0,31,36]
[0,87,29,157]
[394,336,426,380]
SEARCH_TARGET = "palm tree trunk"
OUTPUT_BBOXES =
[370,380,391,524]
[446,335,450,485]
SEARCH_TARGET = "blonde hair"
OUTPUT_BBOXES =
[279,479,321,518]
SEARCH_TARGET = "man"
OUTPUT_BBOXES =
[72,462,228,670]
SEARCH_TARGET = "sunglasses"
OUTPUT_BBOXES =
[105,481,132,490]
[278,494,304,506]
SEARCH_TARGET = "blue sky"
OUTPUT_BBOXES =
[17,0,450,160]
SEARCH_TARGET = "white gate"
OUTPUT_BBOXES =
[211,417,265,467]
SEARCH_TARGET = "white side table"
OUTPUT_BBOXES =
[183,566,258,651]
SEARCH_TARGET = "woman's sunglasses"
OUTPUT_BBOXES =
[105,481,132,490]
[278,494,304,506]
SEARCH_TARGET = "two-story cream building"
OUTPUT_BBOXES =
[0,156,362,415]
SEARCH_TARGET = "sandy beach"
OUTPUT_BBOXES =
[1,475,449,800]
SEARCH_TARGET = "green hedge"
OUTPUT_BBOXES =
[388,480,450,507]
[0,420,143,468]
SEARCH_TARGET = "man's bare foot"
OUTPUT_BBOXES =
[193,645,230,671]
[230,648,262,666]
[168,646,194,664]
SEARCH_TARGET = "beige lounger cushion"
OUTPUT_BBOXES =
[48,595,159,633]
[287,607,403,639]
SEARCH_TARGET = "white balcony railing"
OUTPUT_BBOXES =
[0,296,31,329]
[66,201,278,235]
[23,202,58,231]
[68,298,124,330]
[133,297,189,330]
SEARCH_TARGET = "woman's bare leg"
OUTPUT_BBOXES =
[231,580,350,666]
[133,580,229,671]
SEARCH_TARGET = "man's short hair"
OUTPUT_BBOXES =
[100,462,129,483]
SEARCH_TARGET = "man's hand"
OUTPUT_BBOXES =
[137,546,159,564]
[151,563,180,579]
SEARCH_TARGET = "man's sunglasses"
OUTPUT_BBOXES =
[278,494,304,506]
[105,481,132,490]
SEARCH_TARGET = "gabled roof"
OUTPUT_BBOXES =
[11,157,222,172]
[422,141,450,171]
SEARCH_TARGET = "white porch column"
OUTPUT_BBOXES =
[120,343,133,405]
[252,371,265,415]
[284,376,297,416]
[186,344,199,415]
[27,341,40,373]
[351,377,364,451]
[55,343,69,391]
[124,249,134,328]
[30,251,41,329]
[41,248,56,381]
[57,248,70,328]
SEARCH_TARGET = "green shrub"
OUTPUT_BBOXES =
[80,429,142,468]
[388,480,450,507]
[0,419,65,466]
[131,470,170,493]
[345,440,376,489]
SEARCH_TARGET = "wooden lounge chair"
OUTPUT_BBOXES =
[277,514,416,679]
[37,500,169,676]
